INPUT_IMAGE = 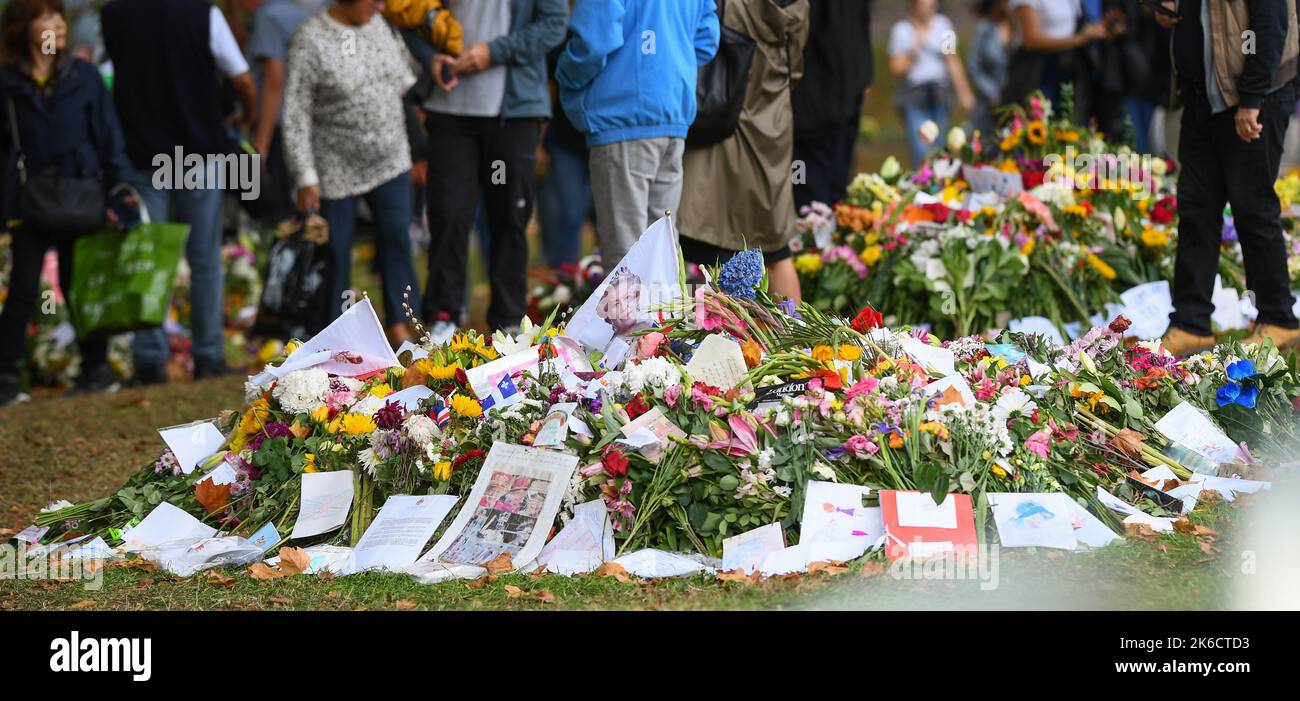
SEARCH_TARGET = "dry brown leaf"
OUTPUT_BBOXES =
[1124,522,1160,542]
[807,560,850,576]
[484,552,514,575]
[858,560,887,578]
[466,576,491,590]
[1199,541,1220,556]
[503,585,523,598]
[248,562,281,580]
[1173,518,1217,538]
[593,562,632,583]
[536,590,557,603]
[206,570,236,587]
[393,599,418,610]
[134,578,156,589]
[278,547,312,576]
[1113,429,1146,458]
[267,596,294,606]
[0,527,19,540]
[716,568,760,585]
[70,600,96,609]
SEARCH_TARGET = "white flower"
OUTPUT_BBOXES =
[403,414,440,448]
[244,380,264,402]
[918,120,940,145]
[946,126,966,151]
[812,462,836,481]
[992,388,1037,423]
[623,357,682,393]
[552,285,572,306]
[773,485,793,499]
[273,368,331,415]
[358,447,381,477]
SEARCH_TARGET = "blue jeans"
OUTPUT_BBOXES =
[321,171,419,326]
[130,173,224,369]
[901,101,949,167]
[537,140,591,268]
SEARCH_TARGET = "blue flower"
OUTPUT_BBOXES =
[1226,359,1258,382]
[1237,384,1260,409]
[717,249,764,300]
[1216,382,1241,407]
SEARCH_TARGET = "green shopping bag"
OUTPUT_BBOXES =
[70,220,189,339]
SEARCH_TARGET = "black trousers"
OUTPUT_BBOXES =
[0,227,107,378]
[793,118,859,211]
[422,113,539,331]
[1172,85,1298,337]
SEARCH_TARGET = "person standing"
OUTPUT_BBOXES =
[537,40,591,270]
[968,0,1012,138]
[246,0,309,228]
[791,0,873,211]
[677,0,810,302]
[0,0,138,406]
[556,0,720,271]
[102,0,256,383]
[887,0,975,166]
[405,0,567,337]
[1003,0,1107,109]
[282,0,422,338]
[1159,0,1300,354]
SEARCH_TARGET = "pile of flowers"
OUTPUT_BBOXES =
[31,246,1296,573]
[794,91,1288,339]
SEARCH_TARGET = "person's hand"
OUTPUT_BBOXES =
[958,88,975,114]
[431,53,459,92]
[411,160,427,188]
[1154,1,1180,30]
[1078,21,1108,43]
[453,42,491,77]
[104,193,140,231]
[297,184,321,213]
[1236,106,1264,142]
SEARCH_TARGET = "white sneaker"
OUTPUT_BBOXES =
[1,391,31,408]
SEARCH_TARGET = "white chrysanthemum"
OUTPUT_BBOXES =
[273,368,330,415]
[358,447,381,477]
[403,414,439,448]
[244,380,264,402]
[623,357,682,393]
[992,388,1037,423]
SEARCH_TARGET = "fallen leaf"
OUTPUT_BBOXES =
[278,547,312,576]
[1113,429,1146,458]
[466,576,490,590]
[248,563,280,580]
[858,560,887,578]
[267,597,294,606]
[593,562,631,583]
[716,568,760,585]
[206,571,236,587]
[1198,541,1220,556]
[807,560,850,576]
[484,552,514,575]
[393,599,418,610]
[195,478,231,514]
[1173,518,1217,538]
[134,578,156,589]
[70,600,96,609]
[536,590,557,603]
[503,585,523,598]
[1124,523,1159,542]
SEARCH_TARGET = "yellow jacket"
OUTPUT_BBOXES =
[383,0,464,56]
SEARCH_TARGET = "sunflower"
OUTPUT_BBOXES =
[428,362,459,380]
[1026,120,1047,145]
[999,128,1022,151]
[449,394,483,419]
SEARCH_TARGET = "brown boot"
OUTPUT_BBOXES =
[1243,323,1300,349]
[1160,326,1215,356]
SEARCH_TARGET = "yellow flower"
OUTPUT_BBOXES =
[1139,226,1169,248]
[1062,204,1088,218]
[257,339,284,364]
[1053,128,1079,143]
[837,344,862,361]
[240,398,271,435]
[1026,120,1047,145]
[1000,128,1022,151]
[858,245,883,267]
[310,405,330,424]
[794,252,823,275]
[369,383,393,399]
[1020,238,1036,256]
[433,461,452,481]
[429,362,459,380]
[339,413,377,435]
[450,334,473,352]
[1087,253,1117,280]
[449,394,483,419]
[811,345,835,363]
[992,463,1008,479]
[304,453,317,473]
[283,341,299,356]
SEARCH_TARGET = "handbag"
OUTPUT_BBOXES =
[6,97,105,235]
[686,0,757,148]
[252,214,332,340]
[70,196,190,339]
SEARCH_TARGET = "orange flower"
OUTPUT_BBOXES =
[740,339,762,368]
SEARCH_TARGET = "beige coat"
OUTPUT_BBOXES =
[1209,0,1299,108]
[678,0,810,254]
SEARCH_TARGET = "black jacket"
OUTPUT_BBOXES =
[792,0,873,138]
[0,58,135,227]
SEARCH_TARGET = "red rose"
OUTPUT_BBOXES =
[454,367,469,385]
[625,394,649,420]
[812,368,843,391]
[851,306,883,333]
[602,450,629,477]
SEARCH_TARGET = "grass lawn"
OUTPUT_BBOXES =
[0,377,1250,611]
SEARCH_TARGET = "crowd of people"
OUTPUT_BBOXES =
[2,0,1300,408]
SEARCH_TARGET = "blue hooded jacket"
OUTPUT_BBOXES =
[557,0,720,148]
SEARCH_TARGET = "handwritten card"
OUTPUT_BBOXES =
[989,492,1078,550]
[353,494,458,571]
[722,523,786,573]
[686,334,749,390]
[290,470,355,539]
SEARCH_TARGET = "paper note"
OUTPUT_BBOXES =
[532,499,615,575]
[351,385,433,416]
[1211,276,1249,331]
[1154,401,1240,468]
[1187,474,1271,502]
[612,549,713,578]
[1067,501,1121,549]
[290,470,355,539]
[923,374,976,407]
[121,502,217,551]
[685,334,749,390]
[534,402,578,448]
[962,164,1024,198]
[895,491,958,529]
[901,336,956,377]
[989,492,1078,550]
[721,523,786,573]
[800,481,884,559]
[158,419,226,474]
[251,298,399,385]
[1095,486,1142,516]
[247,522,281,553]
[353,494,458,571]
[14,525,48,543]
[1118,281,1173,340]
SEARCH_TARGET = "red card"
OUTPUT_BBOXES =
[879,490,978,560]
